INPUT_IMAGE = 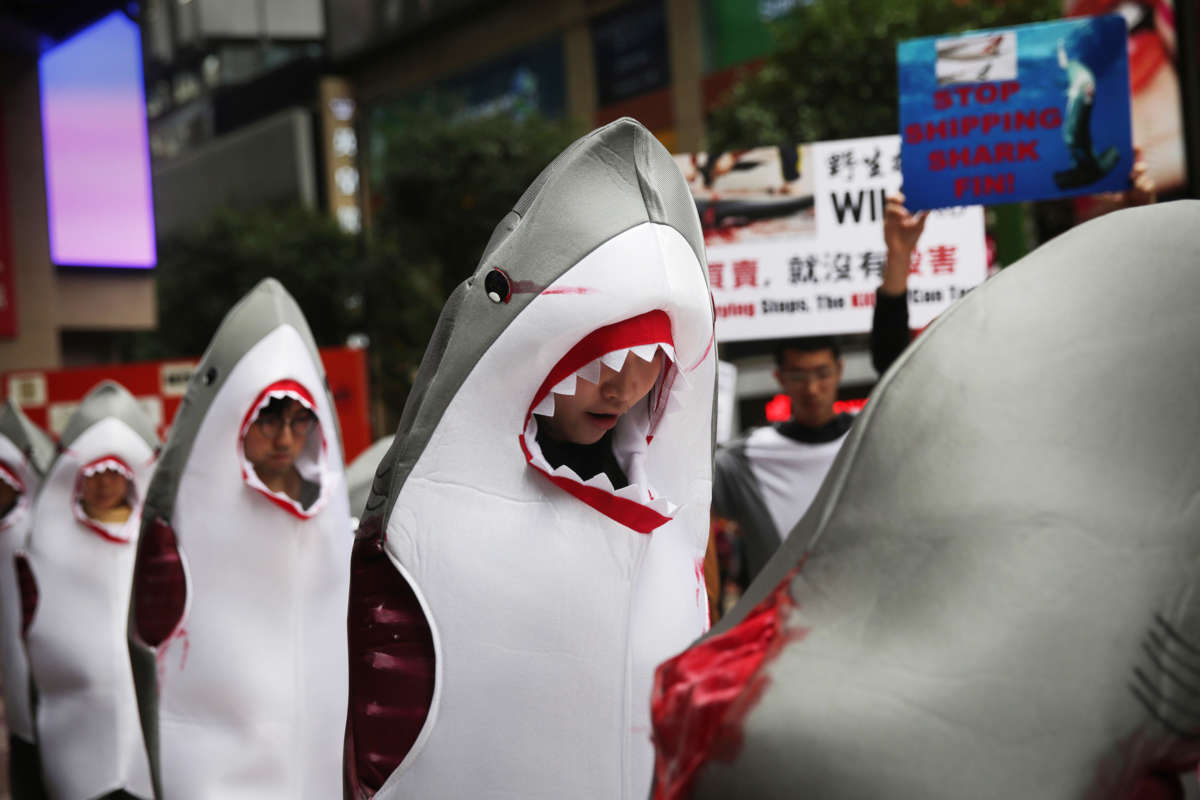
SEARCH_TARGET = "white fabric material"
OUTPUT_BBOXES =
[154,324,351,800]
[0,434,39,742]
[744,425,850,540]
[379,222,715,799]
[24,417,155,800]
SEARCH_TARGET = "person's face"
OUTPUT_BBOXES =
[539,350,665,445]
[81,469,129,515]
[242,398,316,483]
[775,348,843,428]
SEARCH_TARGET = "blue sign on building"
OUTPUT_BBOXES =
[898,15,1132,210]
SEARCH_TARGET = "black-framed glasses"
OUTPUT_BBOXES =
[253,410,317,438]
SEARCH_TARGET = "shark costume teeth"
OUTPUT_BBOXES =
[22,381,159,800]
[651,201,1200,800]
[345,118,716,799]
[0,400,53,754]
[129,278,352,800]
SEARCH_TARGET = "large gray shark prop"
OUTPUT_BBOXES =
[21,381,159,799]
[344,118,716,799]
[129,278,352,799]
[649,200,1200,799]
[0,400,53,791]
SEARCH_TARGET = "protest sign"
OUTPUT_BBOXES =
[898,15,1133,209]
[675,135,986,343]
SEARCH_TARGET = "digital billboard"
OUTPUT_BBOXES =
[39,11,156,268]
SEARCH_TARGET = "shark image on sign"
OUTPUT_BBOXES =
[936,31,1016,85]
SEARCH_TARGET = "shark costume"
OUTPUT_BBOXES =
[650,200,1200,799]
[128,278,352,800]
[20,382,158,800]
[344,118,716,799]
[0,400,54,797]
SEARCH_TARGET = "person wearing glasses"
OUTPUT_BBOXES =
[241,394,321,509]
[712,337,852,590]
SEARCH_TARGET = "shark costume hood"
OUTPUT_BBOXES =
[345,118,716,799]
[128,278,352,800]
[0,400,53,747]
[650,200,1200,800]
[21,381,158,800]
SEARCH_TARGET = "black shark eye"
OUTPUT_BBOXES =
[484,268,511,304]
[202,366,218,386]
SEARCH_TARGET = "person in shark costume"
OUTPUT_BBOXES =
[20,382,159,800]
[649,200,1200,799]
[344,118,716,799]
[128,278,352,800]
[0,400,54,798]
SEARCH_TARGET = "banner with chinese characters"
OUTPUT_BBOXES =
[675,134,986,342]
[898,16,1133,209]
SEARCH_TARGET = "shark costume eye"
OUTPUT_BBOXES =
[202,366,218,386]
[484,268,512,303]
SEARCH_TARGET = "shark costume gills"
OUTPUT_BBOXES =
[650,201,1200,800]
[0,400,54,797]
[345,118,716,799]
[21,382,158,800]
[129,279,352,800]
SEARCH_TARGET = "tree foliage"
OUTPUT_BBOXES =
[706,0,1064,153]
[369,100,582,289]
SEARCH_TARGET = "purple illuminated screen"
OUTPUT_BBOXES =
[39,12,156,268]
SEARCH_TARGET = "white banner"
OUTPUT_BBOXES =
[677,135,987,342]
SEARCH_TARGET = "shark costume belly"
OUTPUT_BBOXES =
[345,118,716,799]
[21,382,158,800]
[129,278,352,800]
[650,200,1200,799]
[0,402,53,767]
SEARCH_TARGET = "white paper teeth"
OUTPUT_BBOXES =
[629,343,659,363]
[665,391,687,414]
[600,349,629,372]
[658,343,677,364]
[575,360,602,386]
[532,394,556,417]
[582,472,615,492]
[614,483,648,503]
[647,497,677,516]
[81,459,133,480]
[551,375,578,398]
[0,470,20,492]
[552,464,583,484]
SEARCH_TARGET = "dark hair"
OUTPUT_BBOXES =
[773,336,841,366]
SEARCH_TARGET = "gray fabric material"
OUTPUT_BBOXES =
[128,277,336,800]
[362,117,708,534]
[711,440,780,583]
[345,435,392,519]
[0,400,54,478]
[51,382,158,462]
[686,200,1200,799]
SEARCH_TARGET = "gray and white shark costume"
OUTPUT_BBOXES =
[344,118,716,799]
[0,400,54,795]
[21,381,158,800]
[128,278,352,800]
[650,200,1200,799]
